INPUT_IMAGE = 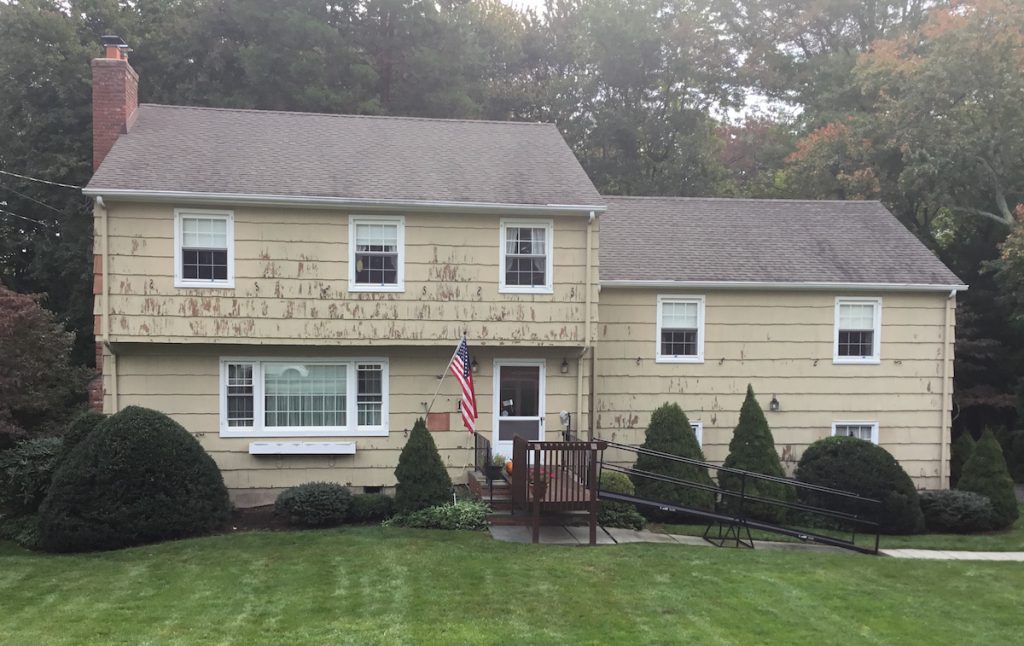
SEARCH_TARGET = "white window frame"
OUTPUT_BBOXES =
[831,421,879,445]
[655,295,705,363]
[173,208,235,288]
[690,421,703,447]
[499,218,554,294]
[348,215,405,293]
[218,358,389,437]
[833,297,882,364]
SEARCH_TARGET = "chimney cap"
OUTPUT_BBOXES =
[101,34,128,48]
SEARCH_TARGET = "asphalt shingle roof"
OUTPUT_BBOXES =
[87,104,603,207]
[600,196,963,286]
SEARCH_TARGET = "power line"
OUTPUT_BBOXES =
[0,169,82,189]
[0,209,48,227]
[0,183,69,216]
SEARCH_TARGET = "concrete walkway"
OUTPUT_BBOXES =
[488,525,1024,561]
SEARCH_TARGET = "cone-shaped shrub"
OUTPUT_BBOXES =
[796,436,924,534]
[957,429,1019,530]
[950,432,976,487]
[1006,431,1024,484]
[394,418,452,514]
[719,385,794,523]
[38,406,231,552]
[631,403,714,521]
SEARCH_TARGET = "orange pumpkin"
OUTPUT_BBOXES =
[505,460,513,474]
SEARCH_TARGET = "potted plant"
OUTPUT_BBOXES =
[485,453,506,482]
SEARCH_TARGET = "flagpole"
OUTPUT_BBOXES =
[425,337,464,414]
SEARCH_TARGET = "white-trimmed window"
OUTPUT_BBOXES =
[834,297,881,364]
[832,421,879,445]
[691,421,703,446]
[220,359,388,437]
[174,209,234,288]
[656,295,705,363]
[500,219,553,293]
[349,216,405,292]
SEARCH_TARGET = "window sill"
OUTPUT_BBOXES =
[348,284,405,293]
[220,428,388,438]
[249,441,357,455]
[656,356,704,364]
[499,286,554,295]
[833,357,881,365]
[175,279,235,289]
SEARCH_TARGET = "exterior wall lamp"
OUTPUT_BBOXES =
[769,395,780,412]
[471,357,479,374]
[560,358,570,374]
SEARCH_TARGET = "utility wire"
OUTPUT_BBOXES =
[0,208,48,227]
[0,169,82,189]
[0,183,69,216]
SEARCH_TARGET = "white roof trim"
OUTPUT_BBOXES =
[83,188,606,216]
[600,280,967,293]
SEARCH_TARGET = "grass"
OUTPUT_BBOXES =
[658,504,1024,552]
[1,528,1022,645]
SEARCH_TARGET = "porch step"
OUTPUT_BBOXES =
[466,469,513,511]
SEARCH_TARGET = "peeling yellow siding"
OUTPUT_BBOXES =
[595,289,954,489]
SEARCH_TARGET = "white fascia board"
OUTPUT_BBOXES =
[600,280,968,293]
[83,188,606,216]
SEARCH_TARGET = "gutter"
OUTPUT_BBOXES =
[95,196,118,412]
[82,188,607,217]
[600,280,968,293]
[577,211,596,439]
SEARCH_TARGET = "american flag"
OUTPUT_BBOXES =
[449,336,478,433]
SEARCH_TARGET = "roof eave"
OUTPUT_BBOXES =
[82,188,606,216]
[599,279,968,293]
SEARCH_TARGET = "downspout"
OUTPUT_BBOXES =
[940,288,955,487]
[97,196,118,412]
[576,211,595,439]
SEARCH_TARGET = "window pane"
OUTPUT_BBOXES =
[356,223,398,252]
[264,363,347,428]
[182,248,228,281]
[226,363,254,427]
[357,364,384,427]
[661,329,698,356]
[182,217,227,248]
[662,301,699,328]
[355,252,398,285]
[838,330,874,357]
[505,256,545,286]
[498,366,540,417]
[504,226,547,287]
[836,424,873,441]
[839,303,875,330]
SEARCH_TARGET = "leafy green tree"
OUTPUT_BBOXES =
[718,385,794,523]
[950,431,976,488]
[631,403,715,520]
[957,428,1020,530]
[393,418,452,513]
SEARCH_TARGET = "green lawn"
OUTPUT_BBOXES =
[1,528,1021,645]
[659,504,1024,552]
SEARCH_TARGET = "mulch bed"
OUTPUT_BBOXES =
[229,505,290,532]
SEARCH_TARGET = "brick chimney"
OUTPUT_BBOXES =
[92,35,138,171]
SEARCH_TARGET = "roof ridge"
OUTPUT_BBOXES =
[602,195,882,205]
[138,103,553,127]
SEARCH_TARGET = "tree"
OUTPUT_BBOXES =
[393,418,452,513]
[0,285,90,445]
[718,385,794,523]
[631,403,715,520]
[950,431,976,488]
[957,428,1019,530]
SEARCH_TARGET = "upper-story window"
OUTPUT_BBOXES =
[174,209,234,288]
[500,219,553,293]
[656,295,705,363]
[834,297,881,364]
[349,216,405,292]
[832,421,879,445]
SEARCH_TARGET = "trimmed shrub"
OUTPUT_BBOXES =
[796,436,924,534]
[0,514,40,550]
[383,500,489,530]
[957,429,1020,530]
[0,436,63,515]
[394,418,452,514]
[598,471,645,530]
[950,432,976,487]
[275,482,352,527]
[38,406,232,552]
[349,493,395,522]
[919,490,995,533]
[631,403,715,521]
[55,411,105,469]
[1007,431,1024,484]
[718,385,794,524]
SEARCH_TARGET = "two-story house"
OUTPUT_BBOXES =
[85,40,963,506]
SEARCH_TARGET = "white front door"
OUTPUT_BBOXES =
[492,360,545,460]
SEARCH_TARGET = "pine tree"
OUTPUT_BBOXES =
[631,403,715,521]
[393,418,453,514]
[957,429,1020,530]
[718,385,794,523]
[950,432,976,487]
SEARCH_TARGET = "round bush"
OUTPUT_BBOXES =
[275,482,352,527]
[348,493,394,522]
[919,490,994,533]
[796,436,924,535]
[54,411,105,469]
[957,429,1019,530]
[598,470,646,530]
[0,436,62,515]
[37,406,231,552]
